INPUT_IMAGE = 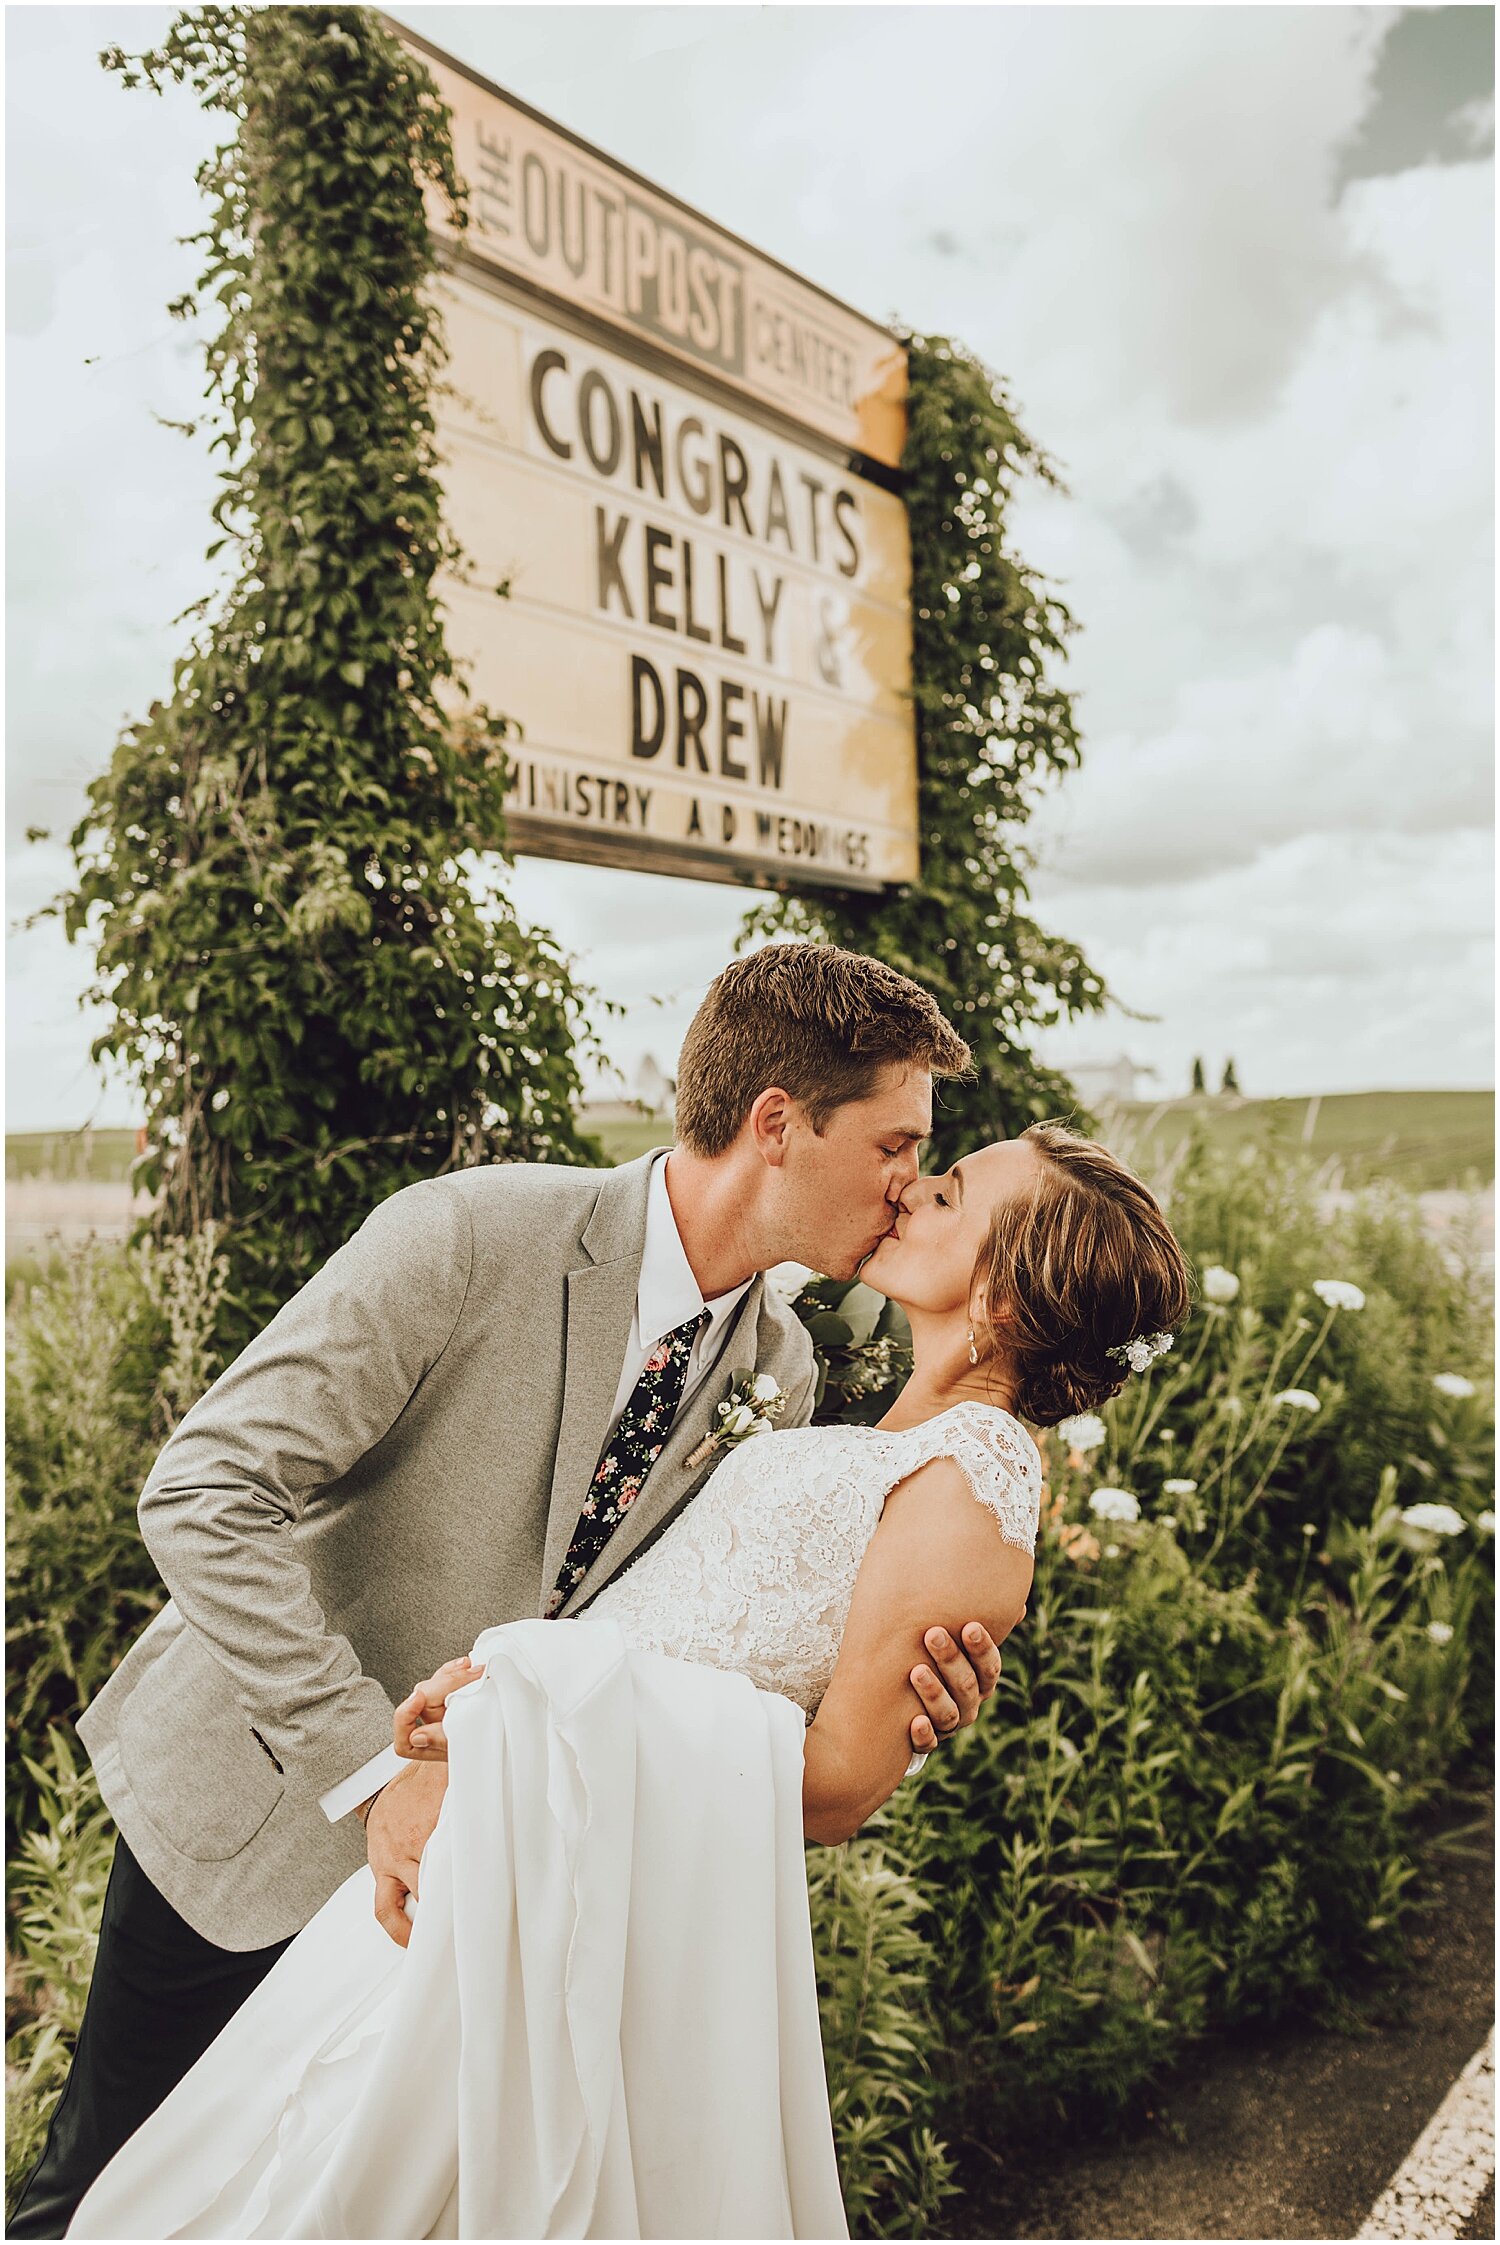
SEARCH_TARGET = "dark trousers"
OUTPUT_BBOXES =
[8,1834,290,2239]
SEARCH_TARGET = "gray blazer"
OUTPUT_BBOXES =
[78,1154,817,1950]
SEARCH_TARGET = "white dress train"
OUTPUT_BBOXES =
[70,1402,1042,2242]
[71,1620,846,2240]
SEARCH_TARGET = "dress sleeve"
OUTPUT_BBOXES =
[895,1409,1041,1557]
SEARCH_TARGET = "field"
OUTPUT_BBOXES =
[1112,1090,1494,1194]
[6,1090,1492,1197]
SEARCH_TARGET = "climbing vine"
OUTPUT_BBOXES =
[59,6,601,1347]
[747,333,1106,1162]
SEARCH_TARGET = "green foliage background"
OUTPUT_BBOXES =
[7,1143,1493,2225]
[57,6,601,1355]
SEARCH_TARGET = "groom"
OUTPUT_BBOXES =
[13,942,1007,2237]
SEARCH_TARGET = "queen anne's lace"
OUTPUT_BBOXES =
[588,1402,1041,1717]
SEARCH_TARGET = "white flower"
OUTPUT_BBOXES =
[1478,1510,1496,1536]
[1432,1373,1477,1400]
[1104,1543,1122,1559]
[1301,1523,1317,1537]
[721,1404,757,1436]
[1162,1478,1198,1497]
[1426,1622,1454,1645]
[766,1261,816,1303]
[1272,1389,1321,1413]
[1158,1515,1177,1530]
[751,1373,782,1403]
[1056,1412,1107,1454]
[1088,1487,1141,1523]
[1313,1279,1366,1312]
[1202,1265,1241,1304]
[1400,1502,1465,1537]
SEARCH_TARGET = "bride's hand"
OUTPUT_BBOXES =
[393,1655,478,1760]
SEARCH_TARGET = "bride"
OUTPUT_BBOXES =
[70,1123,1190,2242]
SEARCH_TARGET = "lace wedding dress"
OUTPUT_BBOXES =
[70,1403,1040,2243]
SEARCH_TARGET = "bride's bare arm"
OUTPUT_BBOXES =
[802,1459,1033,1845]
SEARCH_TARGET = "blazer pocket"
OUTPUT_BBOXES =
[116,1628,284,1863]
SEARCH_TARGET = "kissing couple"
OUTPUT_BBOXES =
[17,942,1191,2241]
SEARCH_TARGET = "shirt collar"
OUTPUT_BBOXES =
[638,1151,753,1351]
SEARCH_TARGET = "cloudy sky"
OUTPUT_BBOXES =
[6,3,1493,1131]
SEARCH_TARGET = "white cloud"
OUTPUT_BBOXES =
[1033,827,1493,1097]
[4,5,1492,1129]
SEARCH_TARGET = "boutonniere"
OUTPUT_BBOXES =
[686,1370,786,1469]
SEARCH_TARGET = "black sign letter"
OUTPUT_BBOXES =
[631,654,665,760]
[719,678,748,782]
[531,349,571,459]
[596,508,634,617]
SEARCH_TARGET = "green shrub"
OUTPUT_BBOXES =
[787,1128,1492,2212]
[5,1231,228,1840]
[807,1840,957,2235]
[5,1733,116,2199]
[4,1135,1491,2231]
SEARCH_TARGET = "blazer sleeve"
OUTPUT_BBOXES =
[135,1177,474,1802]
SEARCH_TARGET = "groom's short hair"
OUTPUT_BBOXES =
[674,943,971,1155]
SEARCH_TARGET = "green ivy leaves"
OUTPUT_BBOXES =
[62,6,604,1348]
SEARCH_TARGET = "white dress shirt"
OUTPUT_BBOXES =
[321,1153,752,1823]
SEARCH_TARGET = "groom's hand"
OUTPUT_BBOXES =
[366,1761,448,1947]
[907,1622,1005,1753]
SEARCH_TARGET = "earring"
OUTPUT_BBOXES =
[967,1325,979,1366]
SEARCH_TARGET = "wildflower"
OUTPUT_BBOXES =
[1162,1477,1198,1497]
[1301,1523,1317,1537]
[1056,1412,1107,1455]
[1089,1487,1141,1523]
[1158,1515,1178,1531]
[1400,1502,1465,1537]
[1478,1510,1496,1536]
[1426,1622,1454,1645]
[1386,1771,1402,1788]
[1272,1389,1321,1412]
[1202,1265,1240,1304]
[1104,1543,1122,1559]
[1313,1279,1366,1312]
[1057,1523,1100,1565]
[1432,1373,1477,1400]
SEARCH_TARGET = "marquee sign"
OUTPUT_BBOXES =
[393,19,919,892]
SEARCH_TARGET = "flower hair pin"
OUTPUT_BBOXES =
[1108,1330,1174,1375]
[686,1370,786,1470]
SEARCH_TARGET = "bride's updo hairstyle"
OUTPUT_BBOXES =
[973,1123,1192,1426]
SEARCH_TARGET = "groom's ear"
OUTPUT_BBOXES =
[748,1085,796,1166]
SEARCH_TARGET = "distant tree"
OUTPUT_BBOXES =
[1221,1058,1242,1097]
[1191,1056,1207,1096]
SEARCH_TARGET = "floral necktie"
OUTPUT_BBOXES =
[547,1309,709,1616]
